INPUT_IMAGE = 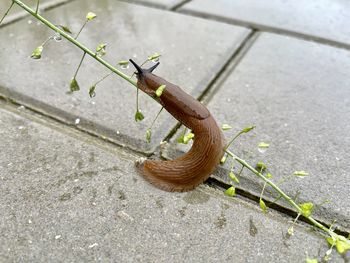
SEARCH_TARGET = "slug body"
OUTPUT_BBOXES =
[130,59,225,192]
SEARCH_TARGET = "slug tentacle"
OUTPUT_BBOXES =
[130,60,225,192]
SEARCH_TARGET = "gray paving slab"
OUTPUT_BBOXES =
[0,0,250,154]
[180,33,349,231]
[0,106,345,262]
[0,0,72,26]
[180,0,350,47]
[119,0,183,9]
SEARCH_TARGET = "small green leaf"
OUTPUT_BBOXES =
[96,43,106,56]
[224,186,235,197]
[266,173,273,179]
[221,124,232,131]
[306,258,318,263]
[155,84,166,97]
[328,235,350,254]
[148,52,161,61]
[293,171,309,177]
[118,60,129,66]
[89,85,96,98]
[256,162,267,171]
[241,126,255,133]
[183,132,194,144]
[258,142,270,148]
[146,129,151,143]
[86,12,97,21]
[220,154,227,164]
[70,78,80,92]
[326,236,336,246]
[177,134,185,144]
[135,110,144,122]
[31,45,43,59]
[259,199,267,213]
[300,202,314,217]
[229,171,239,184]
[324,248,332,261]
[58,25,72,34]
[287,226,294,236]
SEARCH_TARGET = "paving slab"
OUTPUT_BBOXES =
[0,0,250,154]
[0,105,345,262]
[176,33,349,231]
[0,0,72,26]
[180,0,350,47]
[119,0,183,9]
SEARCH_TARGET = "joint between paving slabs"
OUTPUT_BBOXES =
[170,0,192,11]
[199,29,259,105]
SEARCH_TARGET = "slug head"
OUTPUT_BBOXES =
[129,59,160,95]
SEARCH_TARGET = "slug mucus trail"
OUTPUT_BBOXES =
[130,59,225,192]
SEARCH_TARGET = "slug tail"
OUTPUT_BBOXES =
[136,116,225,192]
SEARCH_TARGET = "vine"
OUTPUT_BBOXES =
[1,1,349,261]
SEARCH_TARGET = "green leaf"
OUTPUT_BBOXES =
[70,78,80,92]
[58,25,72,34]
[229,171,239,184]
[258,142,269,148]
[324,249,332,261]
[259,199,267,213]
[221,124,232,131]
[155,84,166,97]
[220,154,227,164]
[183,132,194,144]
[118,60,129,66]
[89,85,96,98]
[266,173,273,179]
[148,52,161,61]
[31,45,43,59]
[241,126,255,133]
[326,236,336,246]
[305,258,318,263]
[177,134,185,144]
[293,171,309,177]
[256,162,267,171]
[96,43,106,56]
[146,129,151,143]
[134,110,144,122]
[86,12,97,21]
[287,226,294,236]
[224,186,235,197]
[299,202,314,217]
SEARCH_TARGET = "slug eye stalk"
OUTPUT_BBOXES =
[129,59,159,77]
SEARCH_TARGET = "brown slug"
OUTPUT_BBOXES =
[130,59,225,192]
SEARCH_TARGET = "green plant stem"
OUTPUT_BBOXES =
[94,71,113,86]
[225,149,335,237]
[35,0,40,14]
[224,132,243,151]
[260,182,267,200]
[0,1,15,25]
[42,36,53,47]
[12,0,137,88]
[75,20,87,40]
[73,52,86,79]
[136,87,140,111]
[150,107,164,128]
